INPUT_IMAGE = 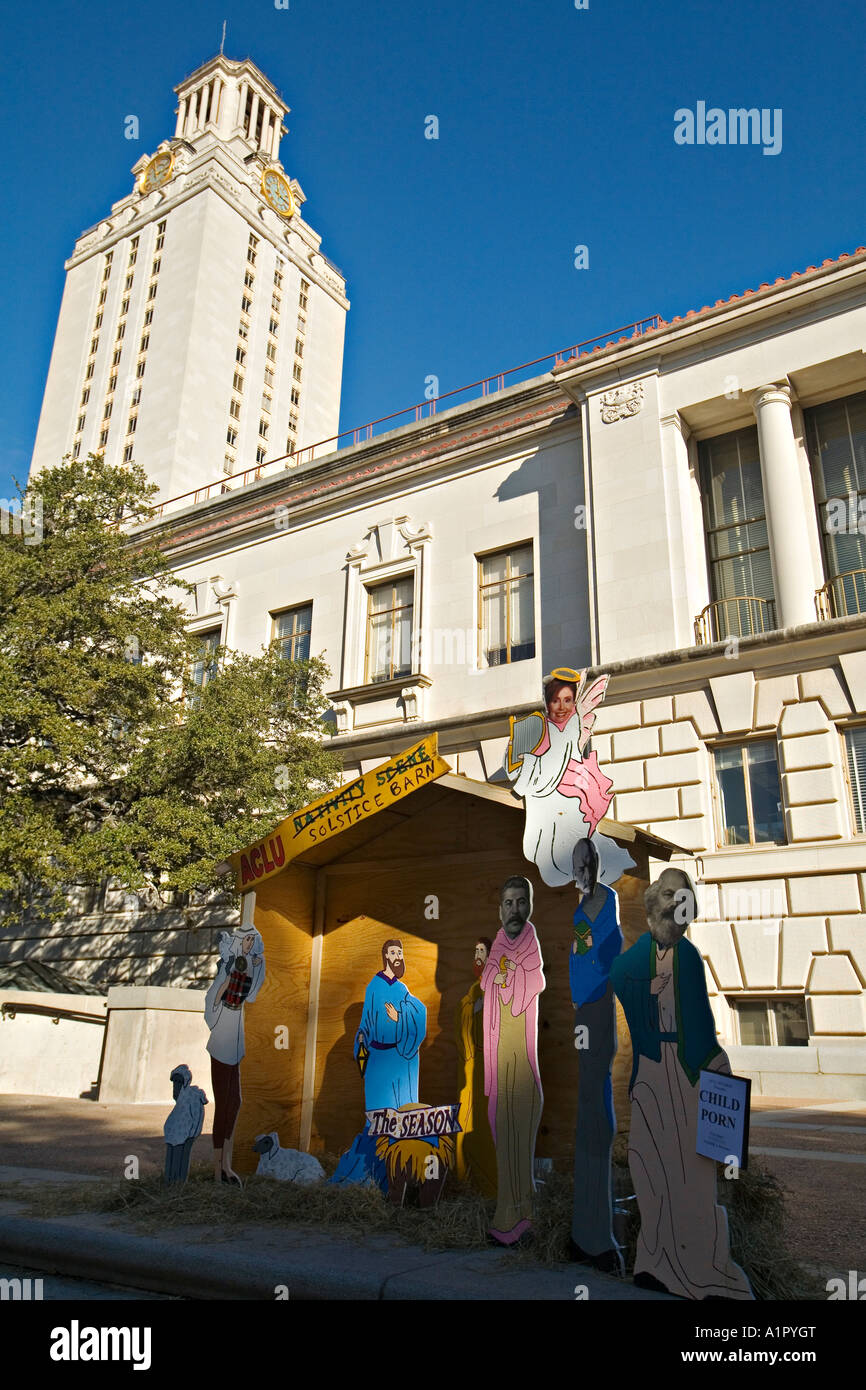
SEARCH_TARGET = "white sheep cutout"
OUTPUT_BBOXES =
[252,1132,325,1185]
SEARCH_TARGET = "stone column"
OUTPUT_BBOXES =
[249,93,260,144]
[175,96,187,139]
[751,384,818,628]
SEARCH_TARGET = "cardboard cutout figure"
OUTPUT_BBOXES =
[331,939,427,1188]
[481,877,545,1245]
[506,668,634,888]
[204,904,266,1186]
[163,1064,208,1184]
[454,937,497,1196]
[252,1132,325,1184]
[374,1102,456,1207]
[569,838,624,1274]
[610,868,754,1300]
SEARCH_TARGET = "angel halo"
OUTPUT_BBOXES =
[505,668,635,888]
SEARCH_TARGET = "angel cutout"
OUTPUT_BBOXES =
[505,668,635,888]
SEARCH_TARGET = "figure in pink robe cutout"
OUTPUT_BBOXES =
[506,668,634,888]
[481,876,546,1245]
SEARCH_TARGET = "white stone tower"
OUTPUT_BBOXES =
[30,56,349,503]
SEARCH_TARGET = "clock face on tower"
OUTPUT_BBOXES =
[261,168,296,219]
[140,152,174,193]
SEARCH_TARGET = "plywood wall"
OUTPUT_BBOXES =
[235,865,315,1172]
[302,789,651,1167]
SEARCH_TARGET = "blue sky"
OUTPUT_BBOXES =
[2,0,864,499]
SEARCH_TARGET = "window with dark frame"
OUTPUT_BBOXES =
[728,995,808,1046]
[844,725,866,832]
[477,544,535,667]
[365,578,413,684]
[698,427,776,638]
[712,739,785,846]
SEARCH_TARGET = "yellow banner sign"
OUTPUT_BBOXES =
[232,734,451,891]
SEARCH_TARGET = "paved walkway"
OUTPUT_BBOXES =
[1,1092,863,1296]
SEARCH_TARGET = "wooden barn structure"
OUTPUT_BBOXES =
[229,740,683,1175]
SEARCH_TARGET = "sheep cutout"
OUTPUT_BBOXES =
[163,1064,208,1184]
[252,1132,325,1185]
[374,1102,457,1208]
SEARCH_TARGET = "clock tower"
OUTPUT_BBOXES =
[30,56,348,504]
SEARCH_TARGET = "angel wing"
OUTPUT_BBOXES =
[576,674,609,749]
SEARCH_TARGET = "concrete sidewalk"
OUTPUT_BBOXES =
[0,1186,669,1302]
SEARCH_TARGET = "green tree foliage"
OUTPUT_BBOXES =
[0,455,340,920]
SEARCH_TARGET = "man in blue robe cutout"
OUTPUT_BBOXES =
[610,867,752,1300]
[331,939,427,1188]
[569,837,624,1275]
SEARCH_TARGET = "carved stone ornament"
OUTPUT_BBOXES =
[600,380,645,424]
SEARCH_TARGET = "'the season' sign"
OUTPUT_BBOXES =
[232,734,451,890]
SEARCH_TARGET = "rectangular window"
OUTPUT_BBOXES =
[85,362,95,379]
[269,317,279,336]
[157,220,166,233]
[236,346,246,365]
[140,333,149,352]
[99,287,108,305]
[123,443,134,462]
[264,366,275,388]
[72,439,81,458]
[131,387,141,406]
[365,578,413,683]
[136,360,146,378]
[245,269,255,289]
[292,362,302,381]
[259,418,269,439]
[267,341,278,362]
[241,295,252,314]
[247,246,257,265]
[805,391,866,617]
[844,725,866,832]
[478,544,535,666]
[127,415,137,434]
[144,308,153,326]
[272,603,312,662]
[120,297,129,315]
[226,426,238,447]
[94,311,103,329]
[233,371,244,392]
[77,413,86,431]
[99,428,109,447]
[90,336,99,354]
[116,322,125,341]
[295,338,304,356]
[80,388,90,406]
[125,274,134,291]
[298,292,308,310]
[147,283,157,301]
[103,401,112,420]
[291,387,300,406]
[151,258,161,276]
[128,248,137,267]
[729,996,808,1046]
[713,739,785,846]
[155,233,165,251]
[297,314,306,333]
[261,392,271,413]
[698,428,776,639]
[108,373,117,393]
[272,292,281,311]
[229,397,241,419]
[288,414,298,433]
[238,321,249,340]
[112,349,122,366]
[256,446,266,464]
[188,628,221,700]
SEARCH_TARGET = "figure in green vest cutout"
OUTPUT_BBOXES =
[610,867,753,1300]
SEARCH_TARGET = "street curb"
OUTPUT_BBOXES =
[0,1212,669,1301]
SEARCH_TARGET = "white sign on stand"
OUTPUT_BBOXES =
[695,1070,751,1169]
